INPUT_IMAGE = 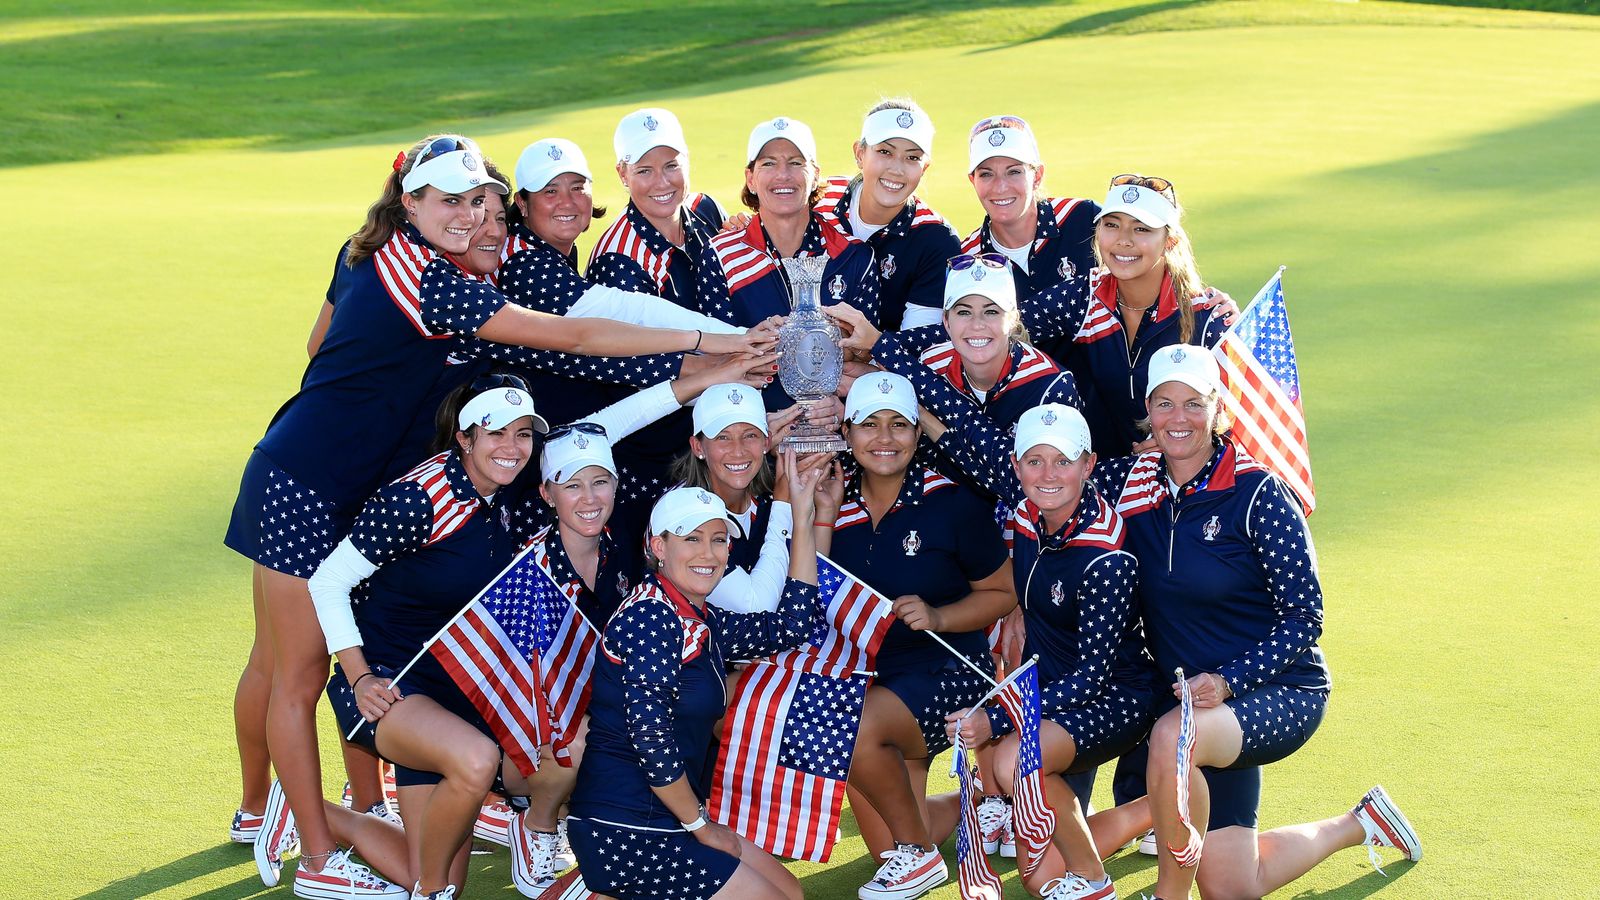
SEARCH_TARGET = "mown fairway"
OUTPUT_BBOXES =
[2,1,1597,897]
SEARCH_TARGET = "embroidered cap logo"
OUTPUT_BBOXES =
[1121,186,1140,203]
[548,145,563,160]
[505,390,522,405]
[896,111,914,129]
[643,115,659,132]
[988,130,1005,147]
[1041,410,1057,426]
[463,153,479,172]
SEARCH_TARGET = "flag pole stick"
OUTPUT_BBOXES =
[927,630,1001,688]
[344,543,538,741]
[947,657,1040,777]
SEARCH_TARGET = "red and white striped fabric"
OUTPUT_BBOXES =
[529,534,601,766]
[398,452,482,546]
[1169,667,1203,867]
[955,742,1004,900]
[709,222,777,293]
[994,663,1055,878]
[372,227,440,337]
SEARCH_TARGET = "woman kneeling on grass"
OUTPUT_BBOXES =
[1094,345,1421,900]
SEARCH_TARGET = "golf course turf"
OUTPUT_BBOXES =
[2,1,1597,897]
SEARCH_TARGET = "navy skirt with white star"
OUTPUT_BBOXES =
[224,449,352,578]
[1056,680,1157,774]
[1228,682,1328,768]
[566,818,740,900]
[877,655,995,757]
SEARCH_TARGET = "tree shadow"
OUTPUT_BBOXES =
[982,0,1209,49]
[73,844,270,900]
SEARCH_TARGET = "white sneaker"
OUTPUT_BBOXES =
[858,843,947,900]
[554,818,576,870]
[473,800,514,847]
[1136,829,1157,856]
[291,848,407,898]
[254,779,299,887]
[410,884,457,900]
[362,801,403,829]
[509,811,567,896]
[1040,873,1117,900]
[230,807,264,844]
[975,796,1010,856]
[342,767,401,815]
[1352,785,1422,874]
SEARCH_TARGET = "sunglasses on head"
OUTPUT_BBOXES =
[970,115,1030,138]
[1110,173,1176,202]
[469,372,530,394]
[415,135,479,167]
[545,421,607,441]
[948,252,1008,272]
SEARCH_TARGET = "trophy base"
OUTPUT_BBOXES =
[780,428,848,455]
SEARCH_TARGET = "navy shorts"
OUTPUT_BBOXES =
[1056,680,1157,774]
[1200,764,1262,830]
[877,655,995,757]
[224,449,353,578]
[566,818,739,900]
[326,663,507,792]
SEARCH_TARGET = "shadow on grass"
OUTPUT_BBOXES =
[1283,860,1417,898]
[73,844,269,900]
[1001,0,1208,45]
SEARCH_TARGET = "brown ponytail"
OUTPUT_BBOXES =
[346,136,434,268]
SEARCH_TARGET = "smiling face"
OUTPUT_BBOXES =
[970,157,1043,232]
[457,416,536,496]
[540,465,615,540]
[651,519,730,600]
[845,409,919,479]
[691,423,767,498]
[1013,444,1094,528]
[745,138,817,217]
[852,137,927,215]
[1147,382,1220,470]
[944,295,1013,371]
[404,185,489,255]
[518,172,594,253]
[1095,211,1170,282]
[456,191,507,277]
[617,145,688,225]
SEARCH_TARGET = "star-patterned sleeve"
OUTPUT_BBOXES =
[851,252,883,331]
[1197,304,1228,349]
[1016,272,1093,345]
[1219,476,1325,696]
[1089,454,1138,500]
[419,259,509,337]
[987,551,1138,737]
[1040,369,1085,412]
[482,341,684,390]
[609,596,689,788]
[587,253,656,295]
[707,577,817,662]
[499,246,592,314]
[875,323,947,360]
[347,481,434,566]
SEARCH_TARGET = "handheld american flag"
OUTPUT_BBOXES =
[954,741,1004,900]
[427,543,600,776]
[1170,667,1203,868]
[994,661,1056,878]
[1214,269,1315,514]
[708,553,895,861]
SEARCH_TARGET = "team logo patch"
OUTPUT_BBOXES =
[462,153,479,171]
[574,434,589,450]
[1171,347,1187,363]
[880,254,896,279]
[1041,410,1057,426]
[697,490,714,504]
[896,111,914,129]
[828,274,846,300]
[643,115,659,132]
[1121,186,1140,203]
[505,390,522,405]
[728,388,744,405]
[988,130,1006,147]
[903,530,922,556]
[548,145,563,160]
[1058,258,1076,280]
[1202,515,1221,542]
[617,572,630,595]
[971,265,986,281]
[877,377,894,394]
[1050,580,1065,606]
[773,117,789,130]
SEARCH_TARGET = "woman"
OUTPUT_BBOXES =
[566,469,825,900]
[226,134,773,893]
[1093,346,1420,900]
[922,402,1154,900]
[308,375,554,899]
[814,98,961,331]
[813,372,1015,900]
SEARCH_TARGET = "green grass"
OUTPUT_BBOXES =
[3,1,1599,897]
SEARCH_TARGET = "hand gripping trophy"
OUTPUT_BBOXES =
[776,256,848,453]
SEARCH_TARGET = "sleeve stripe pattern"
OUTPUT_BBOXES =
[396,452,481,544]
[373,228,441,338]
[588,213,672,292]
[709,227,776,293]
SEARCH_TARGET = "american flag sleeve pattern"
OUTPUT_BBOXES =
[1218,477,1324,696]
[1014,272,1093,345]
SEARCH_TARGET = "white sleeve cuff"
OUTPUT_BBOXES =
[900,303,944,330]
[308,539,378,655]
[572,284,742,333]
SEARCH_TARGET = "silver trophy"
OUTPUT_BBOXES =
[777,256,848,453]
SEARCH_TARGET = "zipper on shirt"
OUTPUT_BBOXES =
[1023,551,1044,611]
[1167,493,1181,573]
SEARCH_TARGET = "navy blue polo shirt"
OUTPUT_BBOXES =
[962,197,1099,366]
[828,468,1009,672]
[816,176,961,331]
[347,451,519,700]
[1094,442,1330,696]
[571,574,817,830]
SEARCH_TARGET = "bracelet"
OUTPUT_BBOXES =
[692,329,703,353]
[351,672,375,690]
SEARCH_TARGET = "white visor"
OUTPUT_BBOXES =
[1096,183,1178,229]
[458,387,550,433]
[861,107,934,154]
[540,426,616,483]
[649,487,730,537]
[515,138,592,193]
[402,149,507,195]
[968,116,1041,172]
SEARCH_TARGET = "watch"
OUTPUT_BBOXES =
[681,803,709,832]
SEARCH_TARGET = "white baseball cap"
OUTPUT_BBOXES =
[845,371,918,425]
[1096,183,1179,229]
[861,106,934,154]
[540,424,615,483]
[458,386,550,432]
[515,138,592,193]
[943,260,1017,311]
[693,383,769,439]
[614,108,689,166]
[967,115,1041,173]
[402,136,507,196]
[1145,344,1221,398]
[1013,403,1091,460]
[746,116,817,164]
[649,486,730,537]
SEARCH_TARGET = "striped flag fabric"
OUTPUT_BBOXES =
[535,869,597,900]
[994,662,1055,878]
[428,545,601,776]
[708,553,896,861]
[1213,269,1316,514]
[954,742,1004,900]
[1169,667,1203,868]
